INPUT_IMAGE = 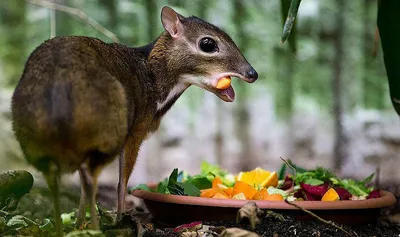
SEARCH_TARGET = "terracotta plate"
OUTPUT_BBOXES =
[131,187,396,226]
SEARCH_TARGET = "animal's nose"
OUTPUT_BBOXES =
[245,67,258,82]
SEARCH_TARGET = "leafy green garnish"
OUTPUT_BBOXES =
[163,169,201,196]
[292,165,376,197]
[185,174,212,190]
[130,184,151,192]
[293,167,335,185]
[304,178,324,186]
[201,161,227,177]
[331,174,375,197]
[200,161,235,186]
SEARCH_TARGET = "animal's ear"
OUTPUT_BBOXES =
[161,6,184,38]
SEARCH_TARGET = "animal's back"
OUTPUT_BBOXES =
[12,36,129,173]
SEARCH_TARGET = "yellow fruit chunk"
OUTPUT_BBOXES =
[232,181,257,200]
[216,77,231,89]
[232,193,246,200]
[261,171,279,188]
[237,167,271,187]
[321,188,340,201]
[212,192,228,199]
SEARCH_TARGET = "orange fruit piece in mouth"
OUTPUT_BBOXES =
[216,77,231,89]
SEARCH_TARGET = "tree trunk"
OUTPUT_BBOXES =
[363,0,384,109]
[274,46,295,157]
[332,0,348,172]
[233,0,252,171]
[54,0,73,36]
[0,0,26,86]
[275,0,296,159]
[99,0,118,29]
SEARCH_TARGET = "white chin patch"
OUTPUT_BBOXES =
[156,83,188,112]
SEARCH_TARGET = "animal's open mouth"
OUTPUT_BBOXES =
[215,76,235,102]
[211,73,254,102]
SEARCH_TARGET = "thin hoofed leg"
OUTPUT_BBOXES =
[79,163,99,230]
[75,171,87,229]
[44,163,62,237]
[117,150,125,221]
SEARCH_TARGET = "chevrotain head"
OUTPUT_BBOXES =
[158,6,258,102]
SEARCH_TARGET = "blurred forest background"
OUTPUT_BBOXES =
[0,0,399,188]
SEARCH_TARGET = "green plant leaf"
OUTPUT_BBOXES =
[362,173,375,184]
[278,163,287,180]
[176,182,201,197]
[6,215,28,228]
[61,212,75,225]
[156,179,168,193]
[0,216,6,232]
[200,161,227,177]
[186,175,212,190]
[130,184,151,192]
[166,183,185,195]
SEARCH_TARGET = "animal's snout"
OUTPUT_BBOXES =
[245,67,258,83]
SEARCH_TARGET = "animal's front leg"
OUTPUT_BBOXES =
[117,136,141,221]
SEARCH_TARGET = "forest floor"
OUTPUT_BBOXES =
[4,184,400,237]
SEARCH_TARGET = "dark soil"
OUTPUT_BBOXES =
[6,183,400,237]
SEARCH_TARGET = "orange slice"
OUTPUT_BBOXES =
[200,188,218,198]
[237,167,271,187]
[216,77,231,89]
[224,187,234,198]
[261,171,278,188]
[232,181,257,200]
[212,176,223,188]
[252,189,269,200]
[321,188,340,201]
[264,193,284,201]
[212,192,228,199]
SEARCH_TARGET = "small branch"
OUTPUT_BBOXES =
[280,157,296,178]
[284,200,357,237]
[26,0,120,43]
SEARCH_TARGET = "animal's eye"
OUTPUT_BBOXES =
[199,37,218,53]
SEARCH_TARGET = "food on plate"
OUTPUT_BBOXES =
[131,160,380,202]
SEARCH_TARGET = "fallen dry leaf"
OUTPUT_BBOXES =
[236,202,264,229]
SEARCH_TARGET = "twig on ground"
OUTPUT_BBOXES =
[284,199,358,237]
[26,0,120,43]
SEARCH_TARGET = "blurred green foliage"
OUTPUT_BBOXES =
[0,0,392,116]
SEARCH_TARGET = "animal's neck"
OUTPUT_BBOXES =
[146,33,190,118]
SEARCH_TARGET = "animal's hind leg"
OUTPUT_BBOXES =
[79,163,99,230]
[44,162,62,237]
[117,150,125,221]
[75,171,87,229]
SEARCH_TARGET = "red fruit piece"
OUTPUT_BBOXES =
[281,180,293,191]
[367,189,381,199]
[334,187,352,200]
[303,191,321,201]
[301,182,330,197]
